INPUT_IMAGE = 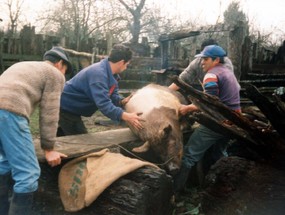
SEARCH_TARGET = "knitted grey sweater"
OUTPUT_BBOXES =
[0,61,65,150]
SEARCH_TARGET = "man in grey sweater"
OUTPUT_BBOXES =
[169,39,234,92]
[0,47,71,215]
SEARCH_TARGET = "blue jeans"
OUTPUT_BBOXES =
[182,125,228,169]
[0,110,40,193]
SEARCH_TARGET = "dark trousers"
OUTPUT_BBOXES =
[57,109,88,136]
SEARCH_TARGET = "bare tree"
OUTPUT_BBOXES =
[111,0,185,43]
[37,0,207,53]
[5,0,24,35]
[40,0,96,51]
[118,0,146,44]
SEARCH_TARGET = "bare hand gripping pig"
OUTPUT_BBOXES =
[125,84,187,175]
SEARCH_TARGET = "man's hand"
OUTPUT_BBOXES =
[179,104,198,115]
[44,150,68,167]
[122,112,145,130]
[169,83,180,91]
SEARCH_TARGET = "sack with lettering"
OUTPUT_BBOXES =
[58,148,157,212]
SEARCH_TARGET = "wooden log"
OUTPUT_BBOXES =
[34,128,174,215]
[158,30,200,42]
[34,164,174,215]
[62,47,106,61]
[34,128,139,162]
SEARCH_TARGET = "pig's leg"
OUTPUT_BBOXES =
[132,141,150,153]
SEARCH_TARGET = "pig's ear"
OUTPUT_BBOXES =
[159,124,172,138]
[163,124,172,134]
[132,141,150,153]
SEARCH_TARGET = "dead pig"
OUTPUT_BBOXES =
[125,84,186,175]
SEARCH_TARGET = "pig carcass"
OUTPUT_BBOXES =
[125,84,187,175]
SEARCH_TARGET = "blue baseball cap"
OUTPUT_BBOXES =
[195,45,226,58]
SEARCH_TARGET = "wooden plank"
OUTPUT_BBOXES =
[35,128,139,162]
[245,84,285,139]
[240,79,285,88]
[159,31,200,42]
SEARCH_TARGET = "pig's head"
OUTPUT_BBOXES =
[153,121,183,176]
[131,106,184,175]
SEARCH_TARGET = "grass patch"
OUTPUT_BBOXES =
[30,107,40,138]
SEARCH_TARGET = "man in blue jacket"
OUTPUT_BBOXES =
[58,44,143,136]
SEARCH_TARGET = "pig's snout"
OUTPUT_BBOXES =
[167,162,180,175]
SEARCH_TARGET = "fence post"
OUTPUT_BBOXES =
[92,47,96,63]
[228,21,249,81]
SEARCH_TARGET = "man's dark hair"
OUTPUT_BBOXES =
[201,39,218,50]
[211,57,225,64]
[108,44,132,63]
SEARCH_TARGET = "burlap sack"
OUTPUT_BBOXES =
[58,148,158,212]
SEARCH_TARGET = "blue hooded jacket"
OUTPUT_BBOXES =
[60,58,123,121]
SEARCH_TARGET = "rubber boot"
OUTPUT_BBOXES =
[0,173,11,215]
[173,164,191,193]
[8,191,34,215]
